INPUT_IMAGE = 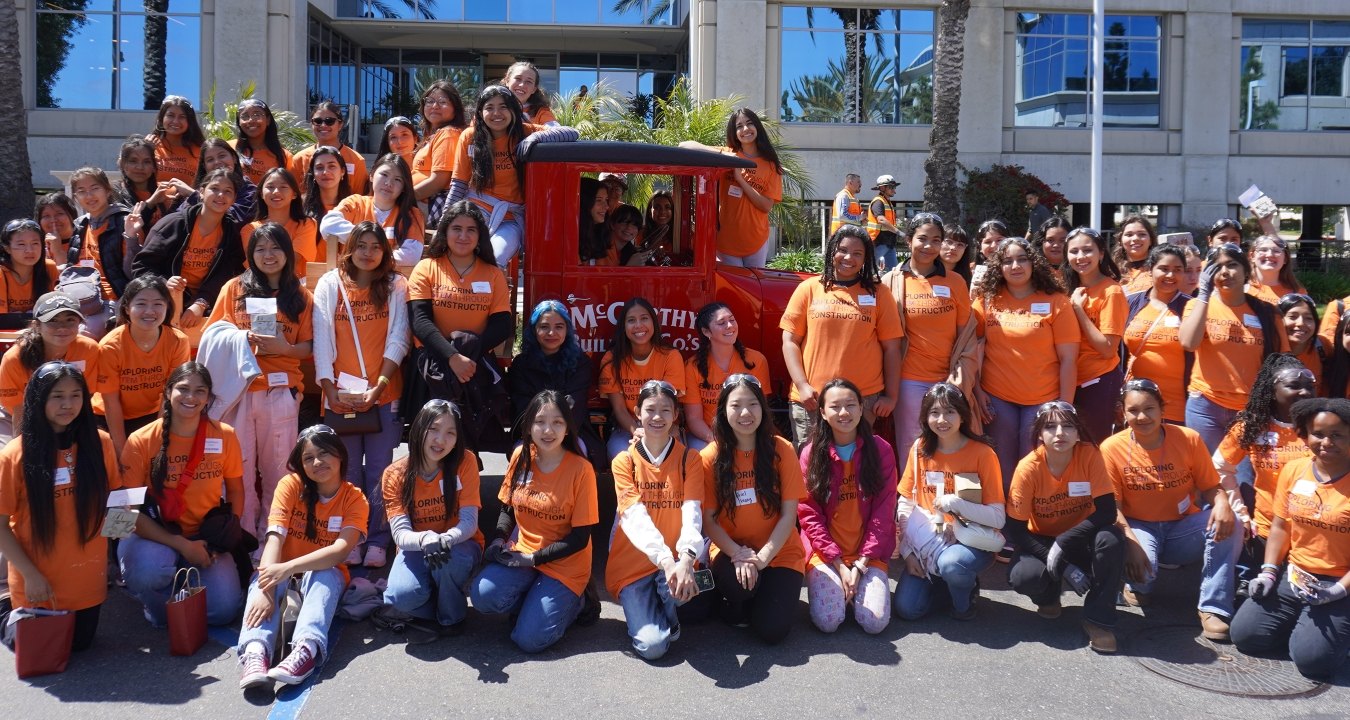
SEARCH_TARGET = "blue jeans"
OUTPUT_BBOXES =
[1231,571,1350,680]
[118,532,243,627]
[893,542,993,619]
[895,379,937,475]
[986,394,1041,491]
[339,403,402,549]
[1126,508,1242,617]
[617,570,680,661]
[384,541,481,626]
[237,566,344,659]
[1184,392,1239,456]
[607,427,634,461]
[470,563,582,653]
[875,243,897,273]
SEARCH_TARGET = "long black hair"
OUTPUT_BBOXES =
[115,136,159,201]
[192,138,242,187]
[1234,353,1310,452]
[1062,227,1123,292]
[340,221,395,310]
[1031,216,1072,267]
[255,167,307,224]
[469,85,528,195]
[1326,308,1350,399]
[115,274,176,329]
[805,379,883,506]
[600,297,665,397]
[917,382,993,457]
[402,400,465,528]
[151,95,205,150]
[724,108,782,174]
[710,374,782,520]
[285,425,349,542]
[149,362,215,496]
[20,362,109,552]
[427,200,494,263]
[369,153,419,245]
[0,219,52,303]
[301,145,353,221]
[822,225,880,294]
[508,390,586,495]
[234,99,287,174]
[693,302,756,382]
[235,222,304,323]
[578,177,609,263]
[376,116,419,161]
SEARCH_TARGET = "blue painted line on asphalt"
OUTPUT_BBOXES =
[208,625,239,649]
[266,619,346,720]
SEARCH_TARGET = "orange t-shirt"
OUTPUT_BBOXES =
[1295,344,1324,394]
[804,452,888,572]
[781,277,904,401]
[606,442,705,596]
[120,419,243,537]
[715,150,783,258]
[380,452,482,545]
[77,226,116,301]
[699,437,807,572]
[413,125,464,184]
[242,218,322,277]
[973,290,1081,405]
[0,336,101,416]
[289,144,369,196]
[229,140,290,188]
[1120,265,1153,294]
[898,438,1004,520]
[683,349,771,429]
[0,260,60,313]
[153,140,199,184]
[267,473,369,570]
[525,105,557,126]
[0,432,122,611]
[451,123,543,210]
[498,448,599,596]
[329,281,403,406]
[331,195,426,247]
[893,267,971,382]
[1007,443,1114,537]
[1247,280,1296,306]
[93,325,191,419]
[179,222,222,292]
[1316,295,1348,350]
[1184,298,1287,411]
[1101,425,1219,522]
[1075,278,1128,383]
[407,256,510,343]
[598,346,687,412]
[205,277,314,392]
[1216,421,1309,539]
[1274,456,1350,577]
[1123,300,1187,423]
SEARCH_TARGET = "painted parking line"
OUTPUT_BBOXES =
[267,619,345,720]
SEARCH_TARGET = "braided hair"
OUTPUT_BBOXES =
[1234,353,1309,452]
[149,363,215,496]
[822,225,880,294]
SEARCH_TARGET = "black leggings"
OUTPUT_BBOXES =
[72,605,101,652]
[1008,527,1123,628]
[710,554,802,645]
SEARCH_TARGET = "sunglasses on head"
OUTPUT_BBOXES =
[911,212,943,227]
[641,379,677,396]
[1122,378,1161,395]
[1035,400,1076,420]
[4,219,41,234]
[723,373,761,389]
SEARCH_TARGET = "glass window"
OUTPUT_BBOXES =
[35,0,202,110]
[1014,13,1161,128]
[1241,18,1350,130]
[779,7,935,125]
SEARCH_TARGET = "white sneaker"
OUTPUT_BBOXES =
[363,546,387,568]
[345,545,364,566]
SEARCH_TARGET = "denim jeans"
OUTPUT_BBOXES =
[1125,508,1242,617]
[895,379,937,476]
[118,532,243,627]
[470,563,582,653]
[339,403,402,549]
[384,541,481,627]
[874,243,898,274]
[985,394,1041,491]
[893,542,992,619]
[1231,571,1350,680]
[237,566,344,659]
[1184,392,1239,456]
[617,570,680,660]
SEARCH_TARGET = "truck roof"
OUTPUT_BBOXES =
[523,141,757,169]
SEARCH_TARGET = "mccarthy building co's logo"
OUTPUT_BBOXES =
[566,299,702,352]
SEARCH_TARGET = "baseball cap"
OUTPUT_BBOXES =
[873,174,898,190]
[34,292,84,322]
[598,172,628,189]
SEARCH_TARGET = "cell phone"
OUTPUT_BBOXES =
[693,568,715,594]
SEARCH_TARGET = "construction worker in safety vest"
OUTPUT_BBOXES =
[866,175,901,271]
[830,173,865,235]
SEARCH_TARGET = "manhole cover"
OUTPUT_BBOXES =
[1131,625,1327,698]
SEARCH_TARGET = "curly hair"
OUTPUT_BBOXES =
[974,236,1064,304]
[1233,353,1311,452]
[822,225,880,294]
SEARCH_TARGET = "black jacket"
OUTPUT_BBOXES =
[133,203,246,314]
[69,204,134,298]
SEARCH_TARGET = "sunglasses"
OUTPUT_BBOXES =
[1069,226,1101,240]
[1280,292,1316,307]
[36,360,76,381]
[384,115,412,129]
[1034,400,1076,420]
[1210,218,1240,232]
[1275,367,1317,384]
[4,219,41,234]
[1122,378,1161,395]
[911,212,943,227]
[310,117,340,127]
[642,379,677,394]
[723,373,761,389]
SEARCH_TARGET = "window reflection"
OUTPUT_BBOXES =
[1241,19,1350,131]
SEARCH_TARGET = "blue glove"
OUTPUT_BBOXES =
[1247,570,1278,598]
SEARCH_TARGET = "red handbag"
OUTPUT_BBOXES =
[166,567,207,656]
[14,606,75,678]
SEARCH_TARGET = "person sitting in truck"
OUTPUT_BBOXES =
[641,191,691,267]
[607,204,648,267]
[598,297,686,461]
[578,178,610,265]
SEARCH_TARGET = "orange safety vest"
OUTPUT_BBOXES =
[830,189,863,235]
[866,197,896,241]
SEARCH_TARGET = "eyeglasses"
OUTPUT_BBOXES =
[911,212,943,227]
[423,97,452,108]
[310,116,340,127]
[1122,378,1161,395]
[1035,400,1076,420]
[4,219,41,234]
[723,373,761,389]
[641,380,677,396]
[35,360,75,380]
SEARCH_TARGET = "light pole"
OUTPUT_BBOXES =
[1089,0,1104,229]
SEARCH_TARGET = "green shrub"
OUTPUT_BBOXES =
[1297,270,1350,305]
[767,249,824,274]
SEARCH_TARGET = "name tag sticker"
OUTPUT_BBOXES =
[734,487,756,506]
[1030,302,1051,315]
[1068,481,1092,497]
[925,471,945,487]
[345,163,356,174]
[931,285,951,298]
[327,515,343,533]
[727,185,743,198]
[1164,316,1181,328]
[1177,495,1191,514]
[79,259,95,268]
[456,476,463,491]
[203,438,223,454]
[267,372,289,387]
[471,281,492,293]
[1291,479,1317,497]
[1243,314,1261,329]
[384,227,396,240]
[240,155,253,166]
[466,146,475,158]
[54,467,72,486]
[858,294,876,307]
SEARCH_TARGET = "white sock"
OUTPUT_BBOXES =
[245,641,266,657]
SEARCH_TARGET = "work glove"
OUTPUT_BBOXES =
[1045,542,1065,578]
[421,534,449,570]
[1302,580,1347,606]
[1063,563,1090,596]
[1247,569,1278,599]
[1197,261,1221,301]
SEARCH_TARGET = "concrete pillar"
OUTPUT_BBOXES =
[1178,7,1235,228]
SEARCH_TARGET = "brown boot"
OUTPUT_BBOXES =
[1036,602,1062,619]
[1121,585,1151,607]
[1082,621,1117,653]
[1199,611,1231,642]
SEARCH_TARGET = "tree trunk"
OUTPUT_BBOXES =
[841,12,862,123]
[143,0,169,110]
[923,0,970,223]
[0,0,35,223]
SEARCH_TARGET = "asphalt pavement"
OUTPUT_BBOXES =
[1,449,1347,719]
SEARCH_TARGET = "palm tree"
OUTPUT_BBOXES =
[610,0,672,24]
[201,81,315,153]
[142,0,169,110]
[0,0,34,222]
[804,8,883,124]
[921,0,970,224]
[786,55,897,123]
[362,0,438,19]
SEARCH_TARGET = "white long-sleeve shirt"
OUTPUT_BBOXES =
[311,269,410,388]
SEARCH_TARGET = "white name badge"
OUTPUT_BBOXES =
[203,438,223,454]
[384,227,396,240]
[240,155,253,166]
[925,471,945,487]
[734,487,757,506]
[267,372,289,387]
[858,294,876,307]
[1030,302,1051,315]
[1068,481,1092,497]
[345,163,356,174]
[327,515,343,533]
[1164,316,1181,328]
[931,285,952,298]
[727,185,743,198]
[471,281,492,293]
[1243,314,1261,329]
[1177,495,1191,514]
[245,297,278,314]
[1260,432,1280,446]
[79,259,95,268]
[466,146,475,158]
[54,467,72,486]
[70,360,86,373]
[456,476,463,491]
[1291,479,1317,497]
